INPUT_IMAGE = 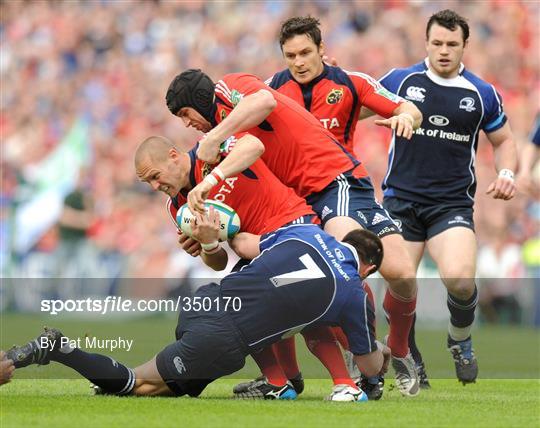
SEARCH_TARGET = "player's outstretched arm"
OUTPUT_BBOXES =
[373,102,422,140]
[188,135,264,213]
[353,340,391,378]
[197,90,276,163]
[486,123,518,200]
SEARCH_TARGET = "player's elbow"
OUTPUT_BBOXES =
[256,89,277,114]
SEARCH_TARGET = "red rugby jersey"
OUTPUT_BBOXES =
[167,144,315,235]
[266,64,404,154]
[213,73,369,198]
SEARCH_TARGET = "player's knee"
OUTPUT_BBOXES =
[445,279,475,300]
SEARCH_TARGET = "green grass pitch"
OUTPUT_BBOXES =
[1,314,539,427]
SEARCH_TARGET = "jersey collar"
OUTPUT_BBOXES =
[423,57,466,86]
[288,63,329,87]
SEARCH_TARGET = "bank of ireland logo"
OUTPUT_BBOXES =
[326,88,344,104]
[405,86,426,102]
[173,356,186,374]
[230,89,243,107]
[428,115,450,126]
[459,97,476,112]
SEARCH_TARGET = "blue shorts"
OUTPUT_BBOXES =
[307,172,401,238]
[383,197,475,242]
[156,284,248,396]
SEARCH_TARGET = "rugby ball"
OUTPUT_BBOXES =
[176,200,241,242]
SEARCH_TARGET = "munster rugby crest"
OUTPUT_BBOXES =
[326,88,344,104]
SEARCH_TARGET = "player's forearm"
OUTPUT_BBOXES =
[393,102,422,129]
[493,138,518,173]
[207,90,277,143]
[200,247,228,271]
[217,135,265,178]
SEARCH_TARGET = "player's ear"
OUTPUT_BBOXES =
[360,263,377,279]
[319,40,325,58]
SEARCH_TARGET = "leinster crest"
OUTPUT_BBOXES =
[326,88,344,104]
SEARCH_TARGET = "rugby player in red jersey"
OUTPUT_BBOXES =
[264,16,431,396]
[165,64,423,396]
[134,135,366,401]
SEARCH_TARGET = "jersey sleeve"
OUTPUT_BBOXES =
[348,71,404,118]
[482,86,507,133]
[529,114,540,147]
[215,74,268,109]
[378,68,402,94]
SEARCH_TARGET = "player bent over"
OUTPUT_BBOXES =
[6,226,390,401]
[136,136,367,400]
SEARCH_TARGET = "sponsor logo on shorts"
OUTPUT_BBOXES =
[326,88,344,104]
[428,115,450,126]
[321,206,334,220]
[405,86,426,102]
[448,215,470,225]
[459,97,476,112]
[356,210,367,224]
[371,212,388,225]
[173,356,186,374]
[377,225,399,237]
[334,248,345,261]
[392,218,402,231]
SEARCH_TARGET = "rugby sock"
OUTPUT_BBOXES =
[447,285,478,341]
[331,327,349,350]
[303,326,357,388]
[52,348,135,395]
[408,313,424,364]
[252,346,288,387]
[272,337,300,380]
[383,288,416,358]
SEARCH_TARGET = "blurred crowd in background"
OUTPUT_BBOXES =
[1,1,539,324]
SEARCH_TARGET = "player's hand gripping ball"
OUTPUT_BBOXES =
[177,200,240,242]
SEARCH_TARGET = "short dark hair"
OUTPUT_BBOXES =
[342,229,384,276]
[426,9,469,43]
[279,16,322,49]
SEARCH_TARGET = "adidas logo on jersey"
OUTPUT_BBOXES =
[371,213,388,225]
[405,86,426,102]
[321,206,334,220]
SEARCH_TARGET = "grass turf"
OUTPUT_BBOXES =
[1,314,539,427]
[1,379,539,428]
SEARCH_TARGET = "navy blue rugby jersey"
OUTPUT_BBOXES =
[220,224,364,351]
[380,59,507,206]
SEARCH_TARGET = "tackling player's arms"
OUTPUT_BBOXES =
[188,134,265,214]
[197,89,276,164]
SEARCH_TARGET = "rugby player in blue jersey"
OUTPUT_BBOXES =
[362,9,518,385]
[5,226,391,400]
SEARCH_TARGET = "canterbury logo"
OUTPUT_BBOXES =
[405,86,426,102]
